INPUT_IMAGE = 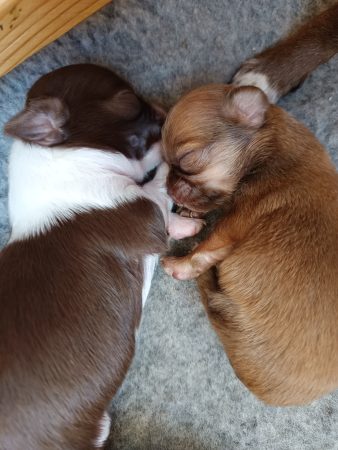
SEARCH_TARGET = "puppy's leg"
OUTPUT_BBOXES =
[162,229,233,280]
[167,213,205,239]
[176,206,204,218]
[234,2,338,102]
[197,267,220,309]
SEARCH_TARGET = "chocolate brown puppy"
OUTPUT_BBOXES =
[0,64,202,450]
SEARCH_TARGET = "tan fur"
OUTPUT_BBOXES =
[161,83,338,406]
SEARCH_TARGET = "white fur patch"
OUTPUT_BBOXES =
[142,254,158,306]
[234,71,278,103]
[8,140,162,242]
[94,411,111,448]
[138,141,162,175]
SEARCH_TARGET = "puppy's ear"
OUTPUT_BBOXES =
[152,103,167,121]
[224,86,269,128]
[4,97,69,146]
[105,89,142,120]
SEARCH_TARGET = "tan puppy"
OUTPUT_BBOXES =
[161,82,338,406]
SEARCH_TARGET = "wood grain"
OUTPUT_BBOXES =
[0,0,111,77]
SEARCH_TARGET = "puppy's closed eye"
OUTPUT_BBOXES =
[173,164,194,177]
[179,148,209,173]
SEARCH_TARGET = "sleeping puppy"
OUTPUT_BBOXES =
[0,64,202,450]
[161,82,338,405]
[163,1,338,405]
[161,3,338,406]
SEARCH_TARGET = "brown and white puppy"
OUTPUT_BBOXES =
[161,81,338,406]
[0,64,202,450]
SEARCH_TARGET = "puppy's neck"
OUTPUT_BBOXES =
[8,141,146,242]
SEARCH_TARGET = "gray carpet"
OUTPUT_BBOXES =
[1,1,338,449]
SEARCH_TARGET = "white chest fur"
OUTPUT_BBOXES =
[8,140,164,307]
[8,140,161,241]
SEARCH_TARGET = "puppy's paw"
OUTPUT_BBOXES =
[168,213,205,240]
[161,256,202,280]
[176,206,204,219]
[233,57,279,103]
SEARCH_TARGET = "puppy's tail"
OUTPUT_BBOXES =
[234,2,338,103]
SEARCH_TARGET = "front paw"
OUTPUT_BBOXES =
[161,256,202,280]
[167,214,205,240]
[176,206,204,219]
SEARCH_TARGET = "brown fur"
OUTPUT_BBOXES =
[161,82,338,405]
[0,64,169,449]
[234,2,338,101]
[0,199,166,450]
[5,64,164,158]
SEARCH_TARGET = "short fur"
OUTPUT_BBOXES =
[0,197,165,450]
[5,64,165,158]
[0,64,201,449]
[162,5,338,406]
[162,81,338,405]
[163,85,338,405]
[234,2,338,102]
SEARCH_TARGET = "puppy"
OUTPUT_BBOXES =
[161,80,338,406]
[161,3,338,406]
[0,64,202,450]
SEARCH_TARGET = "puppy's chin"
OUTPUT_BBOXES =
[181,199,223,216]
[168,183,223,215]
[167,169,224,215]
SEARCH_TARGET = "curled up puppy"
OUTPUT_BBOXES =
[162,2,338,406]
[161,82,338,406]
[0,64,203,450]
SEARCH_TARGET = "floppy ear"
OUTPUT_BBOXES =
[151,102,167,121]
[105,89,142,120]
[224,86,269,128]
[4,97,69,146]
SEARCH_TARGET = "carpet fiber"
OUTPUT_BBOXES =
[0,1,338,449]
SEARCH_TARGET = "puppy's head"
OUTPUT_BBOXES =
[162,84,270,213]
[5,64,165,159]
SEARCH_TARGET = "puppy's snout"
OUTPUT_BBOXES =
[167,170,192,205]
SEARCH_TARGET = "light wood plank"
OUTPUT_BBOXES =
[0,0,111,77]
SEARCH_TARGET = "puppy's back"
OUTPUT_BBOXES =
[201,109,338,406]
[0,198,166,449]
